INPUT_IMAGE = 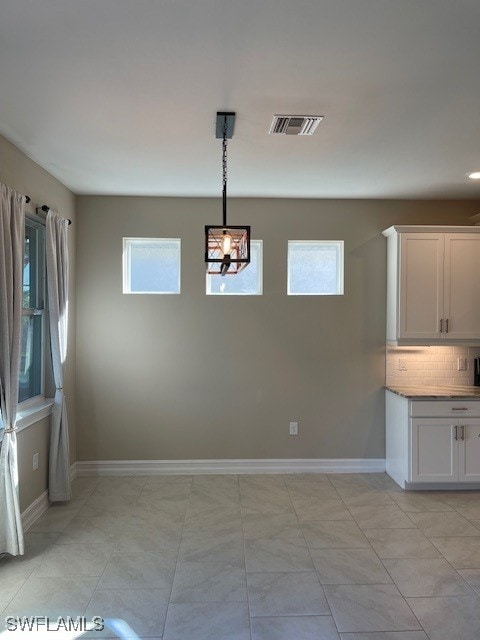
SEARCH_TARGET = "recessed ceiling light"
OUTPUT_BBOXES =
[467,171,480,180]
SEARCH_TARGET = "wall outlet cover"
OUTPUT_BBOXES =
[289,421,299,435]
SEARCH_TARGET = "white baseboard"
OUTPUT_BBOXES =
[76,458,386,476]
[21,462,78,531]
[21,489,50,531]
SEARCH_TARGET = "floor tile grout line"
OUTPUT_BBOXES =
[424,534,480,586]
[162,473,196,639]
[323,475,434,636]
[328,479,430,635]
[375,545,474,602]
[249,612,337,618]
[406,594,480,599]
[326,479,379,553]
[0,557,38,615]
[368,505,480,632]
[287,474,340,636]
[4,478,105,630]
[81,478,148,629]
[240,474,254,640]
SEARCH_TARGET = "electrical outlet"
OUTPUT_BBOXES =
[457,357,467,371]
[289,421,299,435]
[399,359,408,371]
[32,452,39,471]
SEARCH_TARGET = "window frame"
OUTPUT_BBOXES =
[19,216,47,406]
[287,240,344,296]
[206,239,263,296]
[122,237,181,295]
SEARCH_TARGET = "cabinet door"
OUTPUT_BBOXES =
[411,418,458,482]
[458,420,480,481]
[399,234,444,340]
[444,234,480,339]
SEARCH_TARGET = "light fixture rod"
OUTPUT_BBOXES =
[222,121,228,227]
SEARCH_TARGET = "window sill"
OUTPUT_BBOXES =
[0,398,54,435]
[17,398,54,432]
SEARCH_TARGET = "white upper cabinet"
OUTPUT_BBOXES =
[399,233,444,340]
[444,234,480,339]
[383,226,480,344]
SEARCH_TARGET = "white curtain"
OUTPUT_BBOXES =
[0,184,25,556]
[46,211,71,502]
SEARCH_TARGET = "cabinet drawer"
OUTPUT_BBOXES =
[411,400,480,418]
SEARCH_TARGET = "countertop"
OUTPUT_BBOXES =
[385,385,480,399]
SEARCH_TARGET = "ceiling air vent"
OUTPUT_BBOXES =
[269,114,324,136]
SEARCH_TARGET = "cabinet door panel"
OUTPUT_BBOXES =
[399,234,443,340]
[444,234,480,339]
[459,421,480,481]
[411,419,457,482]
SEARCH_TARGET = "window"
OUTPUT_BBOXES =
[123,238,181,294]
[20,219,46,403]
[206,240,263,295]
[287,241,344,295]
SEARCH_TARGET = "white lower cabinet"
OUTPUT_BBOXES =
[412,418,480,482]
[461,422,480,481]
[386,391,480,488]
[411,418,457,482]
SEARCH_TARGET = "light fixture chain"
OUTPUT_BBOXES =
[222,124,228,189]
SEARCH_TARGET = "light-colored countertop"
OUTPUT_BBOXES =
[385,385,480,399]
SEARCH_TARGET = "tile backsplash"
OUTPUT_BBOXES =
[386,345,480,387]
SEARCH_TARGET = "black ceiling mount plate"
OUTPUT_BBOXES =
[216,111,236,139]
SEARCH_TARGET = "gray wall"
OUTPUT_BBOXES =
[17,417,50,512]
[0,133,76,509]
[76,196,480,462]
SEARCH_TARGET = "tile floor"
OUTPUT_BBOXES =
[1,473,480,639]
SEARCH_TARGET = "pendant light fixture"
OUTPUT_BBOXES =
[205,111,251,276]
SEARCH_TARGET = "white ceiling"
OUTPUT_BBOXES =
[1,0,480,199]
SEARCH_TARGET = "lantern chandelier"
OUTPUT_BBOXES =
[205,111,251,276]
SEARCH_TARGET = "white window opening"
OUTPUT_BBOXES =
[206,239,263,295]
[288,241,344,295]
[20,218,46,403]
[123,238,181,294]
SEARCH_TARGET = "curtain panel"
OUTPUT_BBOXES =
[46,211,71,502]
[0,183,25,556]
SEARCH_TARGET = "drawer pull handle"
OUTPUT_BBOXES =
[454,425,458,441]
[445,318,449,333]
[440,319,443,333]
[452,408,469,411]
